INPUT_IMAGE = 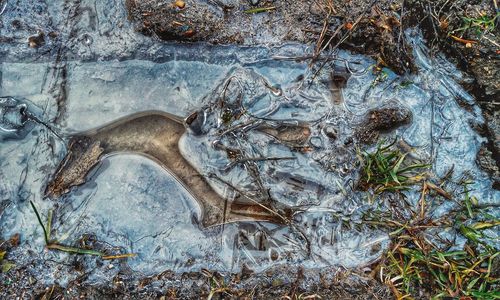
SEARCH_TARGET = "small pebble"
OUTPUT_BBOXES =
[183,29,195,37]
[250,0,259,6]
[175,0,185,9]
[270,249,279,261]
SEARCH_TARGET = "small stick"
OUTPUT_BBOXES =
[450,35,477,44]
[243,6,276,14]
[426,182,452,200]
[0,1,7,16]
[218,120,260,137]
[102,253,137,260]
[481,34,500,48]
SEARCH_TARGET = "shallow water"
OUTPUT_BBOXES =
[1,0,498,287]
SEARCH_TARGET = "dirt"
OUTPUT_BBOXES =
[125,0,317,45]
[355,105,413,144]
[125,0,417,74]
[1,260,391,299]
[1,241,390,299]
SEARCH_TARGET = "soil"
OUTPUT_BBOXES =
[1,229,390,299]
[1,258,391,299]
[404,0,500,187]
[355,106,413,144]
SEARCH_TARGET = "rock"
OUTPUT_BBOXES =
[175,0,185,9]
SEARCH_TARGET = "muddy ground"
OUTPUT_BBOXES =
[0,0,499,298]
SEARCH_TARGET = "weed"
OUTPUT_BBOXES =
[369,178,500,299]
[30,201,135,260]
[382,234,499,299]
[202,269,232,300]
[0,249,14,273]
[450,12,500,37]
[371,67,389,87]
[359,140,429,195]
[395,80,414,90]
[243,6,276,14]
[460,179,479,219]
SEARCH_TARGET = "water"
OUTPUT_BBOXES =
[1,0,498,288]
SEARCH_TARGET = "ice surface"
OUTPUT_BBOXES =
[0,0,498,287]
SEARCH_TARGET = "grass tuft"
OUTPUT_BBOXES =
[367,178,500,299]
[359,140,430,195]
[451,12,500,37]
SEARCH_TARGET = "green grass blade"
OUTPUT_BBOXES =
[47,244,103,256]
[30,201,49,245]
[393,153,408,173]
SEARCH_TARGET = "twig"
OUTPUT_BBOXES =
[311,14,365,81]
[481,34,500,48]
[426,182,452,200]
[449,35,477,44]
[310,0,378,82]
[243,6,276,14]
[313,12,332,62]
[419,182,428,220]
[102,253,137,260]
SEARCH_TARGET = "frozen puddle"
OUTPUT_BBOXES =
[1,33,498,285]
